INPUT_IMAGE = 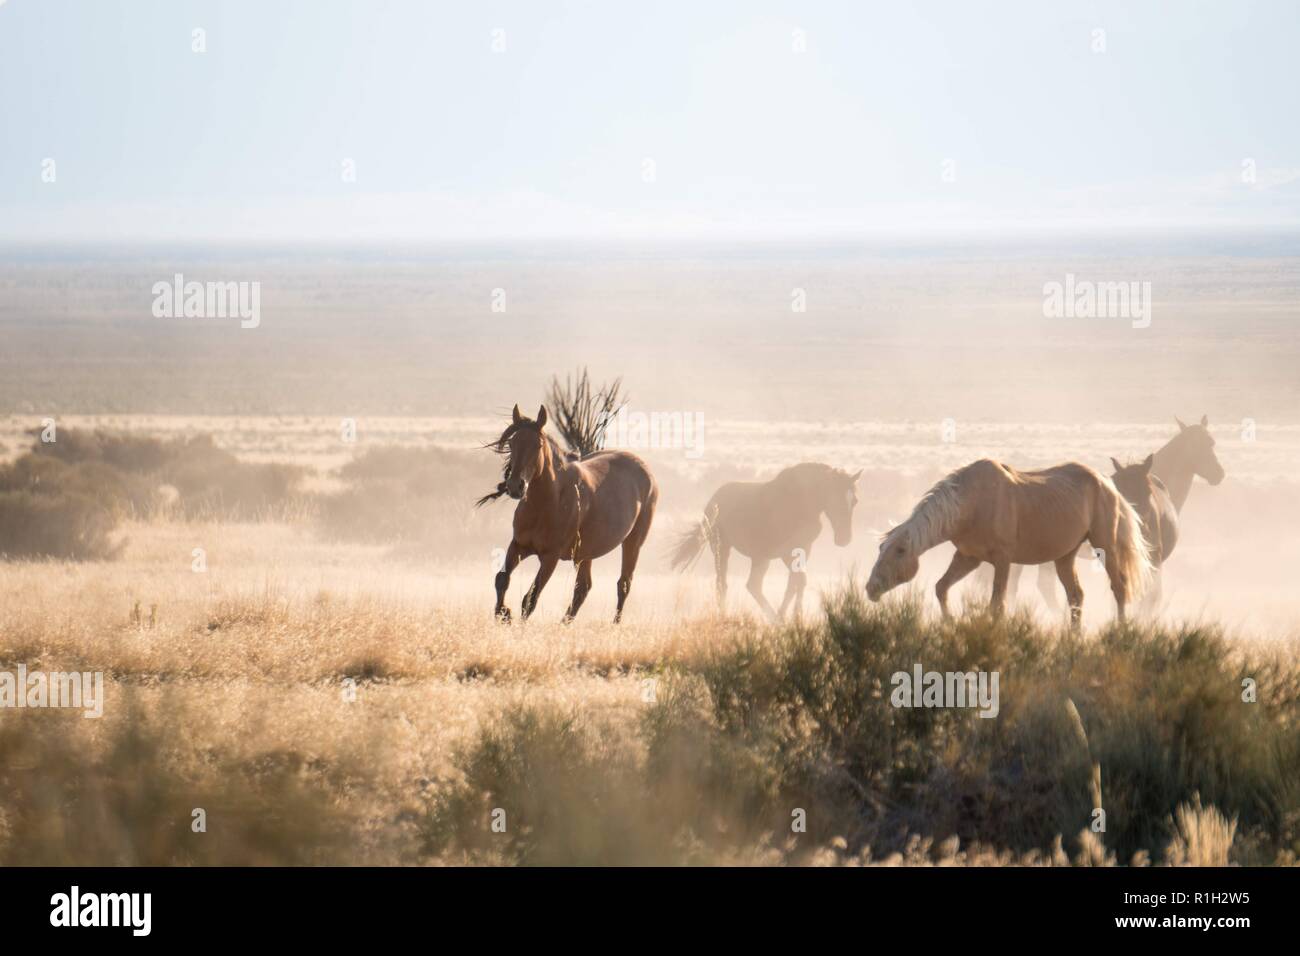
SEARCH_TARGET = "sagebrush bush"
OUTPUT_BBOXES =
[316,446,501,557]
[0,451,148,559]
[0,428,310,559]
[31,429,306,520]
[0,488,123,560]
[156,434,307,520]
[420,706,681,865]
[0,701,356,866]
[421,584,1300,865]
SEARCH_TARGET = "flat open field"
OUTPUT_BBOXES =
[2,243,1299,865]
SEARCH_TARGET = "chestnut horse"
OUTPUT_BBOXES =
[670,463,861,620]
[866,458,1152,623]
[488,405,658,623]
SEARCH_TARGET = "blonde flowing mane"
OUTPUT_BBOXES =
[869,457,1153,621]
[884,470,964,552]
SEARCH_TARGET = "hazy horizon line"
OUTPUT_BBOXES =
[4,225,1300,258]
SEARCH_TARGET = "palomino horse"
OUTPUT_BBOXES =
[1014,415,1222,611]
[866,458,1152,623]
[488,405,658,623]
[670,463,861,620]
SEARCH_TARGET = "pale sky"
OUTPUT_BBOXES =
[2,0,1298,240]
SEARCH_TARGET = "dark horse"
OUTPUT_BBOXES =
[487,405,658,623]
[1009,415,1223,613]
[670,463,861,620]
[1109,454,1179,597]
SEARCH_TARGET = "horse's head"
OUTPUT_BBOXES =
[866,525,919,601]
[1110,453,1157,513]
[822,468,862,547]
[1175,415,1225,486]
[498,404,551,500]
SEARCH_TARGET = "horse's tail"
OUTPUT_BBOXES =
[669,499,721,573]
[669,519,709,572]
[1099,478,1156,602]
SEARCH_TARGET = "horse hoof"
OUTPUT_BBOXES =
[495,608,511,624]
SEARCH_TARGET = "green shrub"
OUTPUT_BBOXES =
[0,702,356,866]
[30,430,307,520]
[421,585,1300,865]
[316,446,501,557]
[421,705,681,865]
[0,488,123,560]
[0,428,310,559]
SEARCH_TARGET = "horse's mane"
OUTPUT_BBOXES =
[770,462,845,494]
[489,420,566,458]
[475,417,569,508]
[772,461,838,481]
[883,470,964,552]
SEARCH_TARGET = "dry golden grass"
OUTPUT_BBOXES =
[5,517,1296,865]
[0,518,767,864]
[2,420,1299,866]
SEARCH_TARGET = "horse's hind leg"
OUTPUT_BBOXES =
[746,558,778,621]
[1054,554,1084,628]
[614,497,657,624]
[1100,546,1129,623]
[710,532,731,609]
[563,559,593,624]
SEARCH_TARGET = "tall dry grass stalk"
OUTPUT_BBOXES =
[1165,795,1238,866]
[1064,697,1104,846]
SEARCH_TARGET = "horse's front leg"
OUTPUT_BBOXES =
[494,540,525,623]
[521,553,560,621]
[936,551,980,618]
[777,548,808,621]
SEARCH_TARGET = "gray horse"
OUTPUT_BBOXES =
[670,463,860,620]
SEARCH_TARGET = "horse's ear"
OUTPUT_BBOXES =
[1200,414,1208,427]
[536,405,548,429]
[512,404,523,424]
[1176,416,1187,431]
[1141,453,1154,474]
[1110,456,1123,473]
[851,469,863,484]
